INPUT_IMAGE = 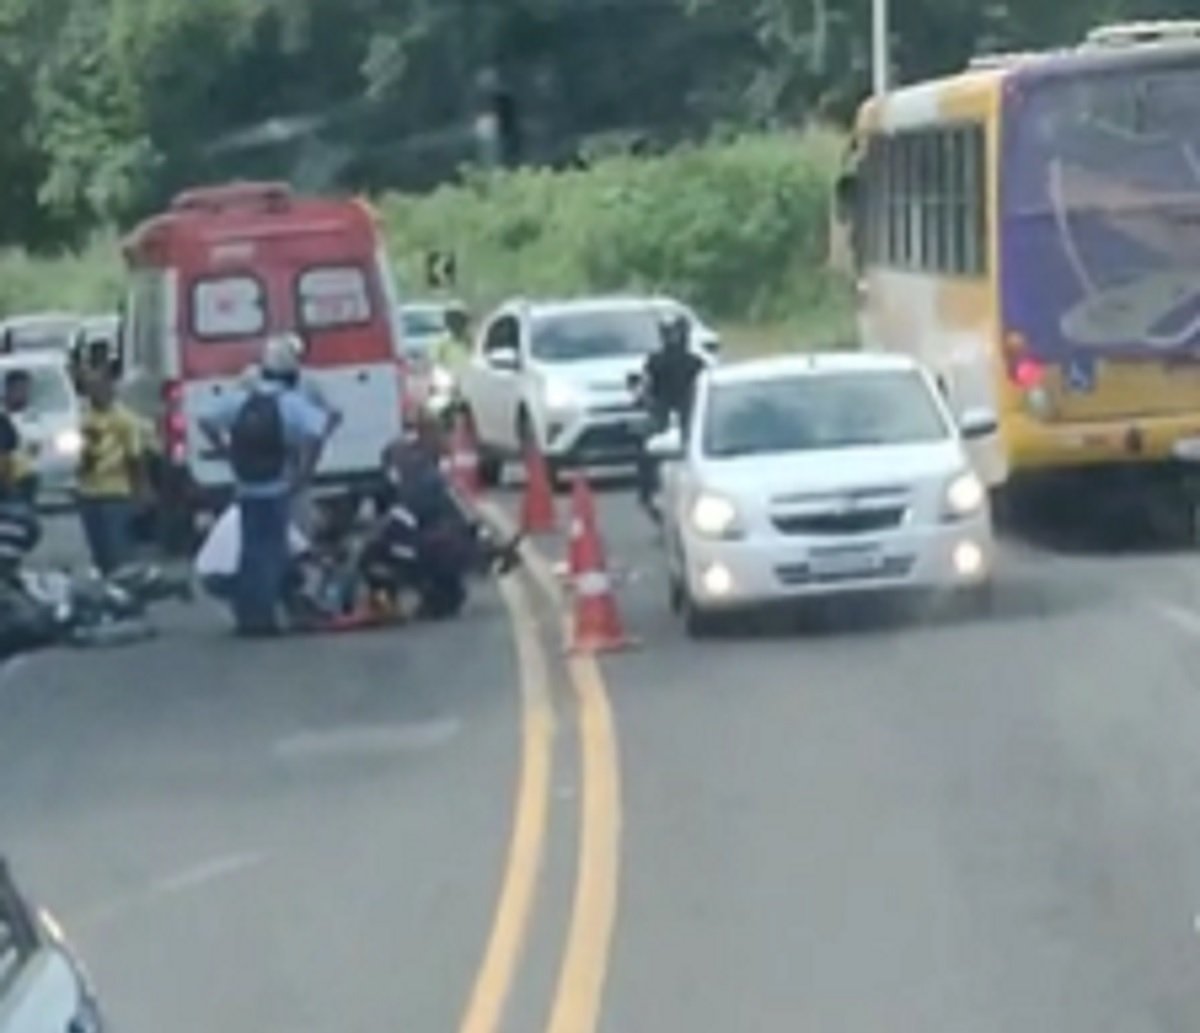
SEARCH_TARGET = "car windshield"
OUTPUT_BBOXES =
[530,309,660,362]
[7,322,76,352]
[401,307,447,342]
[703,369,949,458]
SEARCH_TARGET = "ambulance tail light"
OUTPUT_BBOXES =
[162,380,187,464]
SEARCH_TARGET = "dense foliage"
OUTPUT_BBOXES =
[0,133,855,341]
[3,0,1189,249]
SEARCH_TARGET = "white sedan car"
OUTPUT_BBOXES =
[650,352,997,636]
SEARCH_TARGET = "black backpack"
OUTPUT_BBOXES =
[229,390,286,483]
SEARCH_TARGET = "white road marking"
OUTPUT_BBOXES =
[155,852,263,894]
[272,718,461,760]
[1149,599,1200,637]
[76,851,265,930]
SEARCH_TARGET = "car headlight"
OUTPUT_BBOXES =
[690,491,743,538]
[430,366,455,393]
[543,378,580,411]
[54,428,83,457]
[944,471,985,519]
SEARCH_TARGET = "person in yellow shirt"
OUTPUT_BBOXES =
[77,369,144,575]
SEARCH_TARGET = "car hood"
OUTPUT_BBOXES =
[13,410,76,441]
[533,356,646,393]
[696,440,966,499]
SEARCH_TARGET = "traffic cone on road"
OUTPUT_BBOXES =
[521,440,558,534]
[447,413,482,500]
[567,471,597,577]
[568,472,632,654]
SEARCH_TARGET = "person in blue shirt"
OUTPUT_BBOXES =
[199,336,329,636]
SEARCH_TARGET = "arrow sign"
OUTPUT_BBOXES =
[425,250,457,289]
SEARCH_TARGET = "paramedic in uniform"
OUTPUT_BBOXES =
[200,337,327,636]
[239,332,343,534]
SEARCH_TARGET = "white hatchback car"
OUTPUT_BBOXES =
[650,353,997,635]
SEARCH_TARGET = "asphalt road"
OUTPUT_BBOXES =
[6,494,1200,1032]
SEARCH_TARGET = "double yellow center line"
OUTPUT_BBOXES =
[459,503,622,1033]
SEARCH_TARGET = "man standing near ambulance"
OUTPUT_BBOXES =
[200,336,328,636]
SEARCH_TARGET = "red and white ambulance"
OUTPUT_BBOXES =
[120,182,407,542]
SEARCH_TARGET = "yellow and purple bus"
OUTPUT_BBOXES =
[839,22,1200,522]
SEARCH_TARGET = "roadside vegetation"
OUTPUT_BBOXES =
[0,132,855,353]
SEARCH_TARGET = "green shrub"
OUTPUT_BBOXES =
[379,128,848,325]
[0,131,853,343]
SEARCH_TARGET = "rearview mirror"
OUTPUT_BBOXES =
[959,408,998,440]
[487,347,520,372]
[647,427,683,459]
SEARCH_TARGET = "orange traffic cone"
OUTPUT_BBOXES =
[521,440,558,534]
[569,473,632,653]
[447,413,482,500]
[567,471,596,576]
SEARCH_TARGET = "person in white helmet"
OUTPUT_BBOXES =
[199,335,328,636]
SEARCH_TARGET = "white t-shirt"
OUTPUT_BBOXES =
[194,505,308,579]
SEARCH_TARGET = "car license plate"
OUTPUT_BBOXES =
[809,545,882,578]
[1174,436,1200,462]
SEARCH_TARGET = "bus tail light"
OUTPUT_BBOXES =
[162,380,187,464]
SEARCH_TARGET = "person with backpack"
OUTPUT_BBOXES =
[199,336,328,636]
[76,367,145,575]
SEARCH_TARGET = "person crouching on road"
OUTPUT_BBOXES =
[199,337,327,637]
[77,368,144,576]
[371,420,521,617]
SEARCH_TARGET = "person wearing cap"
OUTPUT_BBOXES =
[199,336,328,636]
[76,366,145,575]
[634,312,707,521]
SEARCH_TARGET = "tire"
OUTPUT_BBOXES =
[463,409,503,488]
[478,451,503,489]
[681,585,721,639]
[545,459,569,494]
[957,580,995,619]
[668,573,684,615]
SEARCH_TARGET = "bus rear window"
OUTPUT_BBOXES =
[297,265,372,329]
[192,275,266,340]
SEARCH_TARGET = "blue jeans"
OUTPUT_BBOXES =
[235,493,291,634]
[79,497,134,576]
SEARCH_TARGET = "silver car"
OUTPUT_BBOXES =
[0,315,80,357]
[0,354,83,507]
[0,858,103,1033]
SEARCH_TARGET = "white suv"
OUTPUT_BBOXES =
[459,296,718,485]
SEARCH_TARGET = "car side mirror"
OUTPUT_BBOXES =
[959,408,998,440]
[488,347,520,372]
[700,335,721,358]
[647,426,684,459]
